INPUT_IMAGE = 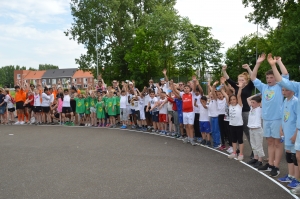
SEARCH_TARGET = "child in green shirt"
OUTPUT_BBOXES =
[74,94,86,126]
[89,92,98,127]
[84,94,91,126]
[96,96,105,127]
[106,91,117,128]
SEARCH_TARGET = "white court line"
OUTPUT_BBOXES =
[6,124,300,198]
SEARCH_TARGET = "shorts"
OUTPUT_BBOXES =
[70,101,76,113]
[294,130,300,151]
[159,114,167,123]
[8,107,15,112]
[178,112,183,124]
[54,113,59,119]
[145,106,151,120]
[33,106,42,113]
[120,108,129,121]
[183,112,194,125]
[285,145,296,154]
[62,107,73,114]
[263,119,281,139]
[200,121,211,133]
[135,110,141,120]
[0,106,5,114]
[151,111,159,122]
[42,107,50,113]
[16,101,25,110]
[79,113,85,118]
[131,109,136,115]
[139,109,145,120]
[90,107,96,113]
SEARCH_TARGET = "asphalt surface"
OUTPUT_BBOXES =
[0,125,296,199]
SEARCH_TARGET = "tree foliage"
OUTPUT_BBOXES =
[38,64,59,70]
[66,0,223,87]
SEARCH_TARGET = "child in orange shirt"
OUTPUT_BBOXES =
[14,85,27,125]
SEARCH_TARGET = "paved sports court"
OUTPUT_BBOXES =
[0,126,296,199]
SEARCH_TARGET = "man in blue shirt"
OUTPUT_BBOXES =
[251,53,289,177]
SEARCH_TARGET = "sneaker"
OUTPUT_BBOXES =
[291,185,300,195]
[226,147,233,154]
[200,139,207,145]
[190,140,197,146]
[20,121,25,125]
[253,161,263,168]
[131,125,136,129]
[206,141,211,147]
[14,121,20,125]
[288,179,300,188]
[258,163,273,171]
[177,136,183,140]
[269,166,280,177]
[228,153,237,159]
[69,122,74,126]
[65,121,70,126]
[214,144,221,149]
[85,123,88,126]
[197,137,203,143]
[237,155,244,161]
[159,131,165,135]
[182,137,188,144]
[218,145,226,150]
[278,174,293,183]
[247,159,258,165]
[120,125,125,129]
[98,124,102,127]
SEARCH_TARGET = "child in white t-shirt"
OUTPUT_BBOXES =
[199,96,211,146]
[222,83,245,161]
[246,94,265,168]
[146,91,159,132]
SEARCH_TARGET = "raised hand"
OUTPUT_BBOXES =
[237,82,245,88]
[162,68,167,75]
[222,65,227,70]
[192,75,197,81]
[267,53,276,66]
[242,64,250,70]
[213,81,219,87]
[220,77,226,84]
[257,53,266,64]
[275,56,282,63]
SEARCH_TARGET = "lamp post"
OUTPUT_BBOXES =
[96,25,99,78]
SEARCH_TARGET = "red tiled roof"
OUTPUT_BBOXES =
[24,71,46,79]
[72,70,94,78]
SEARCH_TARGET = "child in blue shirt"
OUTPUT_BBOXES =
[251,53,289,177]
[270,55,300,195]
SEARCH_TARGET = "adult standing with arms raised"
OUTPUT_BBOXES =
[222,64,255,158]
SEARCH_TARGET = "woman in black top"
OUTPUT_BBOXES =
[222,64,254,157]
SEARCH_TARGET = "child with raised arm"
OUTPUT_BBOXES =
[209,81,221,148]
[246,94,265,168]
[269,55,300,194]
[223,83,245,161]
[251,53,289,177]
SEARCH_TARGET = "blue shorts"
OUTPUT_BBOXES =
[131,109,136,114]
[79,113,85,118]
[152,111,159,122]
[200,121,211,133]
[0,106,5,114]
[178,112,183,124]
[263,119,281,139]
[294,130,300,151]
[285,145,296,153]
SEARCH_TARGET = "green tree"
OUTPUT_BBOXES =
[224,33,272,81]
[0,65,15,87]
[38,64,59,70]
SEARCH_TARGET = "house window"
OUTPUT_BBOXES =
[52,79,56,84]
[17,74,21,79]
[84,84,88,88]
[42,79,46,86]
[74,78,76,82]
[33,80,36,85]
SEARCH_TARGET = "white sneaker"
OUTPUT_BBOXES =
[226,147,233,154]
[85,124,88,126]
[228,153,237,159]
[20,121,25,125]
[14,121,20,125]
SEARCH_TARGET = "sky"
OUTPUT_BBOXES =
[0,0,277,69]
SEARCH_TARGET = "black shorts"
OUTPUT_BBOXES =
[33,106,42,113]
[54,113,59,119]
[42,107,50,113]
[62,107,73,114]
[16,101,24,110]
[145,106,151,119]
[135,110,141,120]
[8,107,15,112]
[70,100,76,113]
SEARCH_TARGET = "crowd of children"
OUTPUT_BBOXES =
[1,54,300,195]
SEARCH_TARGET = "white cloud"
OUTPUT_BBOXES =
[175,0,277,51]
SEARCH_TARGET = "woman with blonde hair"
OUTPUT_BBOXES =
[222,64,255,158]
